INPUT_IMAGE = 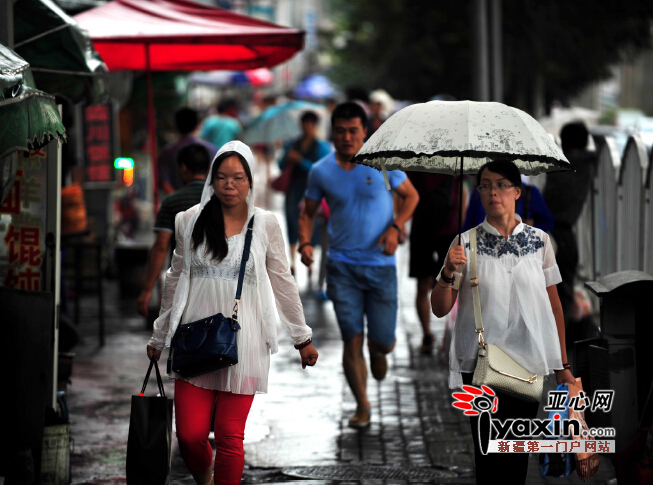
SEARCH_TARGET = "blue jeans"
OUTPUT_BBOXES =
[326,259,398,347]
[284,177,320,246]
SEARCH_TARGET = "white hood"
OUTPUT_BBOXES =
[181,140,256,275]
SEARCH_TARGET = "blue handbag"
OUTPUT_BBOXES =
[539,383,575,478]
[167,216,254,378]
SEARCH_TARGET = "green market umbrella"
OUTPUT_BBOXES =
[0,44,66,157]
[1,43,66,202]
[13,0,107,102]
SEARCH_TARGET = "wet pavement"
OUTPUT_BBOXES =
[65,181,618,484]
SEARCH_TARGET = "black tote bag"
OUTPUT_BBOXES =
[126,359,173,485]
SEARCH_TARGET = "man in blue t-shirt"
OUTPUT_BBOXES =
[298,102,419,428]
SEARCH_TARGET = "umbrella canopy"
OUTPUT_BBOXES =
[353,100,571,177]
[74,0,305,71]
[232,68,274,86]
[189,68,273,87]
[352,100,572,243]
[1,43,67,204]
[0,44,67,158]
[13,0,107,102]
[75,0,305,209]
[242,100,328,145]
[293,74,338,100]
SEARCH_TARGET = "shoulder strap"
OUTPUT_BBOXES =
[232,215,255,321]
[470,228,485,342]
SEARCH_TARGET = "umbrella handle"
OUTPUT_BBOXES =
[381,160,391,191]
[458,156,464,246]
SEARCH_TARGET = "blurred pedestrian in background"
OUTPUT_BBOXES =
[325,97,337,141]
[147,141,318,485]
[406,172,462,354]
[463,176,553,232]
[543,121,597,334]
[431,160,575,485]
[278,110,331,275]
[200,99,243,150]
[158,107,217,195]
[137,143,210,318]
[366,89,394,139]
[298,102,419,428]
[251,95,279,179]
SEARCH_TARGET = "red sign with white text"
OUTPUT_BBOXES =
[84,104,114,182]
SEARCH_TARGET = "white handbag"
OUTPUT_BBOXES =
[469,227,544,402]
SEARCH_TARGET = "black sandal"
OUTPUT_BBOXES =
[419,333,434,355]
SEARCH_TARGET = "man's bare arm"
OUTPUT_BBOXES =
[297,198,321,266]
[377,178,419,255]
[137,231,171,316]
[392,178,419,228]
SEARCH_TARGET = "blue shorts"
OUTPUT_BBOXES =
[326,259,398,347]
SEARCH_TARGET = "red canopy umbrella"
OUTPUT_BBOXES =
[75,0,304,206]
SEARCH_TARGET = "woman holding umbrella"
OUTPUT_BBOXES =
[352,99,580,483]
[431,159,576,484]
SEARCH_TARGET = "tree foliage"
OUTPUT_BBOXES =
[328,0,653,112]
[329,0,471,102]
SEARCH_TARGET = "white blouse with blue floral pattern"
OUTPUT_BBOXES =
[439,214,564,388]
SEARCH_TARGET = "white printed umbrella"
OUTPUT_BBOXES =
[352,100,572,242]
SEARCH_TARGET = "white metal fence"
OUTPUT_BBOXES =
[582,134,652,280]
[644,147,653,275]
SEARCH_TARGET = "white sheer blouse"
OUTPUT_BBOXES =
[148,206,312,394]
[439,215,563,388]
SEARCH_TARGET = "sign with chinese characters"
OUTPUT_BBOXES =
[0,149,48,290]
[84,103,114,183]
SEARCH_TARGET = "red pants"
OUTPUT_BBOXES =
[174,379,254,485]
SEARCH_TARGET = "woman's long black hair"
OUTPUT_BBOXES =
[191,151,253,261]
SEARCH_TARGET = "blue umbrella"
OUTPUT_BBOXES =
[293,74,338,99]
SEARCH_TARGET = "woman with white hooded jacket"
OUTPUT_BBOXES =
[146,141,318,485]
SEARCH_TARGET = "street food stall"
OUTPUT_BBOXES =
[0,41,67,482]
[1,1,107,480]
